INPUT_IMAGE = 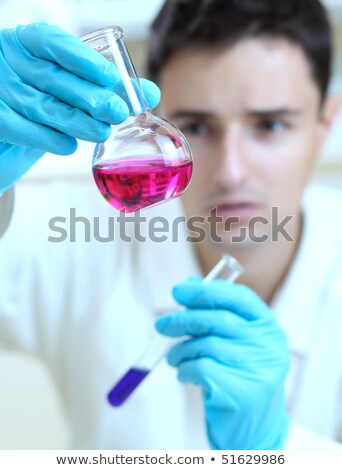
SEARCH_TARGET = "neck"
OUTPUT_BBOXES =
[194,212,303,305]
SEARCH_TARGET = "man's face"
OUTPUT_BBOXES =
[159,38,334,248]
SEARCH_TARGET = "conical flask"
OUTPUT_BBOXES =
[82,26,193,213]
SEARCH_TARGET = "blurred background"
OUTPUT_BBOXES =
[1,0,342,188]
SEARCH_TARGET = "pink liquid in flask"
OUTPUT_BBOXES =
[93,157,193,212]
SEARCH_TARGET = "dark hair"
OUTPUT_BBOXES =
[146,0,332,99]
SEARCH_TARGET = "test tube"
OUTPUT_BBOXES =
[107,254,244,406]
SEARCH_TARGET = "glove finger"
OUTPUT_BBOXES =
[186,276,204,282]
[176,357,218,394]
[177,357,286,416]
[0,99,78,154]
[0,76,111,143]
[1,42,129,125]
[0,53,112,142]
[173,280,270,321]
[14,23,118,87]
[167,336,264,368]
[139,78,161,109]
[107,77,160,113]
[155,309,252,338]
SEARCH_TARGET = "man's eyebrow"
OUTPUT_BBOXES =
[167,109,302,120]
[246,108,302,118]
[168,111,215,120]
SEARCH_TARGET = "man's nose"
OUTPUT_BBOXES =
[214,124,247,187]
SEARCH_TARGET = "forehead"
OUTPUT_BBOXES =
[160,38,320,113]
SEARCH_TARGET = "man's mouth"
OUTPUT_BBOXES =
[207,201,261,221]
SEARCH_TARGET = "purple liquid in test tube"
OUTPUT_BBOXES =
[107,254,244,407]
[108,367,150,406]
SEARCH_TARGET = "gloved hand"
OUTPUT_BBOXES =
[0,23,160,192]
[155,278,290,450]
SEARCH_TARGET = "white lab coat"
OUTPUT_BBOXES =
[0,178,342,450]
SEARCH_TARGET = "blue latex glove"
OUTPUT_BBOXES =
[155,278,290,450]
[0,23,160,192]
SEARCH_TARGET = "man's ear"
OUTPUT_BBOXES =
[316,94,340,157]
[320,94,340,133]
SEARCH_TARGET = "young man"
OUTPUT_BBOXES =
[0,0,342,450]
[144,0,342,448]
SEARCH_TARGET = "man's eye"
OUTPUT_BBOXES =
[181,122,209,136]
[256,119,286,133]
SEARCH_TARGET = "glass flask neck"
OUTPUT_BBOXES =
[83,26,149,116]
